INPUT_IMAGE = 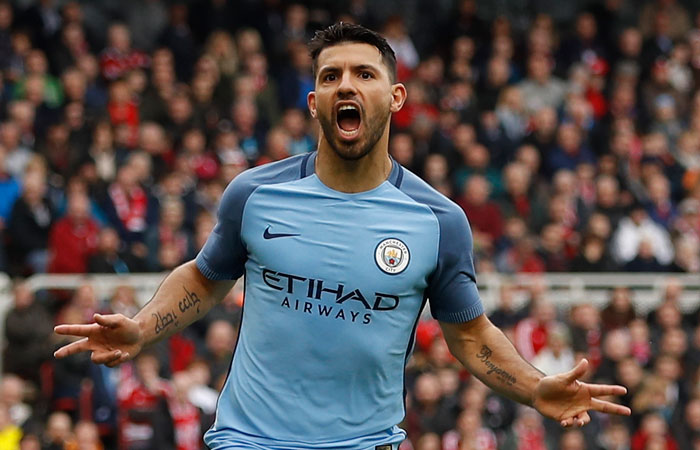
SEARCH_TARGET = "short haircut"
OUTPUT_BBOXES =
[308,22,397,83]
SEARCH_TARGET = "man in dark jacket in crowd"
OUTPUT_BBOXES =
[3,281,53,383]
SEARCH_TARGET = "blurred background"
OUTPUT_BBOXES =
[0,0,700,449]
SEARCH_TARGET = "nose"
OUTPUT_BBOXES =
[337,71,357,97]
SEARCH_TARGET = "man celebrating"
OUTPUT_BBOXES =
[55,23,630,450]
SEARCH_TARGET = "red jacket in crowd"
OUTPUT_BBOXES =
[47,217,100,273]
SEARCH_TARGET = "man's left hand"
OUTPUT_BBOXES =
[532,358,631,427]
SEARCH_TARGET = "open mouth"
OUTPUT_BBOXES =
[336,104,362,138]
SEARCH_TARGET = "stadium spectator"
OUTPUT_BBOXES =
[47,190,100,274]
[87,119,119,183]
[280,108,314,156]
[452,128,500,192]
[568,303,603,367]
[117,352,174,449]
[168,371,201,450]
[571,234,617,272]
[405,372,457,441]
[670,234,700,272]
[73,420,103,450]
[497,162,548,229]
[100,23,149,81]
[558,12,607,73]
[678,398,700,449]
[2,281,53,382]
[597,328,633,384]
[501,407,547,450]
[19,433,41,450]
[617,356,646,403]
[158,3,196,83]
[0,144,21,227]
[478,56,512,112]
[594,174,627,229]
[547,123,596,175]
[230,97,264,163]
[611,202,674,267]
[518,54,567,114]
[456,174,503,251]
[537,223,571,272]
[145,197,194,271]
[50,21,91,75]
[639,0,691,41]
[15,49,62,108]
[601,286,637,330]
[6,171,54,275]
[202,320,235,387]
[107,285,140,319]
[442,408,497,450]
[87,227,145,274]
[524,106,559,161]
[630,411,679,450]
[514,297,556,361]
[0,374,31,428]
[0,403,22,450]
[185,360,218,419]
[255,126,291,166]
[0,120,32,180]
[532,322,576,376]
[0,1,12,73]
[101,162,158,245]
[43,411,73,450]
[495,85,528,151]
[278,41,312,112]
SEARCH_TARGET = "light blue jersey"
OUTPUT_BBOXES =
[196,152,483,450]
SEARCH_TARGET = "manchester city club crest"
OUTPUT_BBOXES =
[375,238,410,275]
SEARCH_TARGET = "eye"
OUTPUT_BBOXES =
[323,73,337,82]
[360,71,373,80]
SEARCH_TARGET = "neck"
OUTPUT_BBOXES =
[315,135,392,193]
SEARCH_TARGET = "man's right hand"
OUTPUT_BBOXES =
[54,313,144,367]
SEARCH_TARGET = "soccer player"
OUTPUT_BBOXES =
[55,23,631,450]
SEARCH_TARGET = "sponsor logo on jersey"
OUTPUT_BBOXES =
[262,268,402,325]
[375,238,410,275]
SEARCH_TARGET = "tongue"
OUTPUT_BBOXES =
[339,116,360,132]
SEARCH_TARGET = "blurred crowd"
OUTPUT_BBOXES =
[0,0,700,448]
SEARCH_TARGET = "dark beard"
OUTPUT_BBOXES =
[317,104,390,161]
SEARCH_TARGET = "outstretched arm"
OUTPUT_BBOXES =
[54,261,235,367]
[440,314,631,427]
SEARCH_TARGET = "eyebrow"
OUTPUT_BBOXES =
[317,63,382,76]
[355,64,380,73]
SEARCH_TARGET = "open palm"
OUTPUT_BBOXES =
[532,359,631,427]
[54,313,143,367]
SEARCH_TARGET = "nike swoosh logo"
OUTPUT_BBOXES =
[263,226,300,240]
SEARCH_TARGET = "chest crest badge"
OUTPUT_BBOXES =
[375,238,410,275]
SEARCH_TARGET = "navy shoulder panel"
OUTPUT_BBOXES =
[396,167,483,323]
[196,153,313,280]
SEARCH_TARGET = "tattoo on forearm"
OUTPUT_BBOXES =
[153,287,202,335]
[178,286,202,314]
[477,345,517,386]
[153,309,179,334]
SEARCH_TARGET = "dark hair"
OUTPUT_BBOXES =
[308,22,397,83]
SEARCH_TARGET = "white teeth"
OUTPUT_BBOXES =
[339,128,359,136]
[338,105,358,112]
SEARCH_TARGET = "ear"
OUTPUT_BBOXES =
[390,83,407,113]
[307,91,317,118]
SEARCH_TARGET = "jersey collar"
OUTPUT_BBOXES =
[301,151,404,188]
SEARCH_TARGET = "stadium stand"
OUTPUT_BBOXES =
[1,0,700,449]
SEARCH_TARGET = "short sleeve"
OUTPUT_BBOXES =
[427,205,484,323]
[195,175,252,280]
